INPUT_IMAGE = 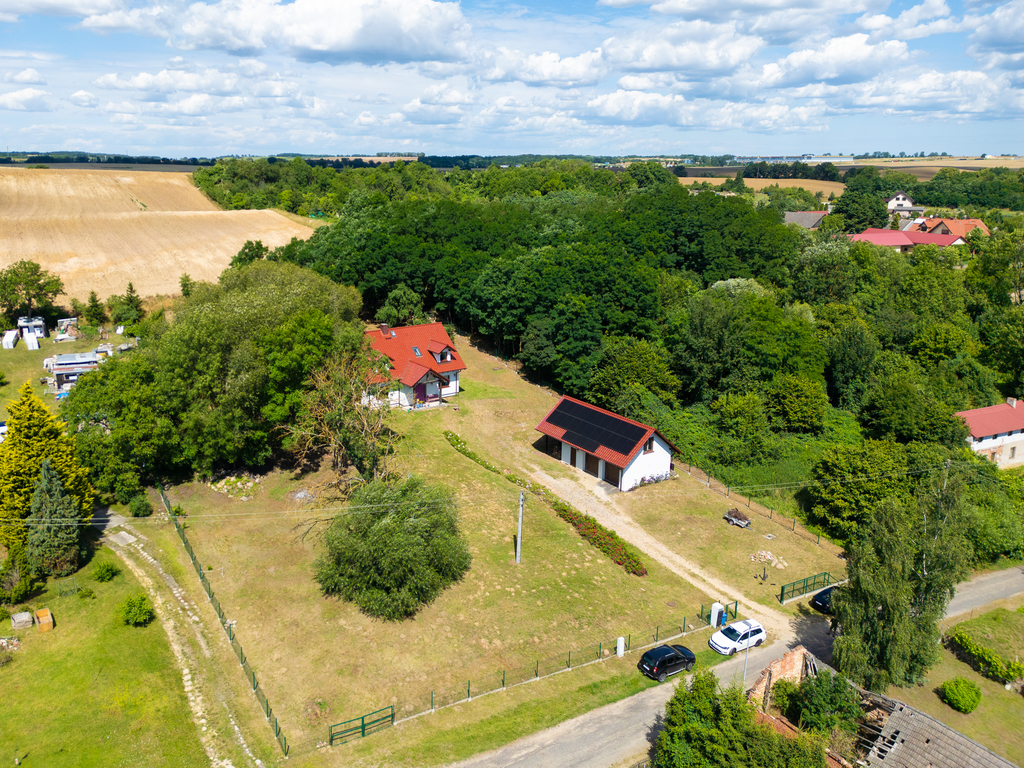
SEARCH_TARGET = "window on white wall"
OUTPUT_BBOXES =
[643,436,655,453]
[1012,447,1017,459]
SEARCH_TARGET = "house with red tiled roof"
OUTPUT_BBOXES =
[904,217,990,238]
[365,322,465,409]
[956,398,1024,468]
[535,395,678,491]
[850,228,965,253]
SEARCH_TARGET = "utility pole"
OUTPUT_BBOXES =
[516,491,524,564]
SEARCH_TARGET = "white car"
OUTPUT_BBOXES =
[709,619,766,655]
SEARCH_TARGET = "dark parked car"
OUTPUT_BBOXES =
[637,644,696,682]
[810,586,836,615]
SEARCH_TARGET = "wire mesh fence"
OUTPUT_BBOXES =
[380,608,721,733]
[675,464,839,553]
[157,483,289,756]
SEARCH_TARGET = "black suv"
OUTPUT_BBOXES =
[637,644,696,682]
[810,586,836,615]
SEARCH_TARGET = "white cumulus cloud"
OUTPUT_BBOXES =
[69,89,98,106]
[0,87,51,110]
[83,0,471,64]
[483,48,605,87]
[603,21,763,74]
[757,34,909,88]
[94,67,242,95]
[4,67,46,84]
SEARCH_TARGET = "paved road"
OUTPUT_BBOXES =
[449,567,1024,768]
[451,616,833,768]
[947,565,1024,618]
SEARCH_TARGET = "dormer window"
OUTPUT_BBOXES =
[412,346,422,357]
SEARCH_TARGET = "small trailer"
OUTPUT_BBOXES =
[724,508,752,528]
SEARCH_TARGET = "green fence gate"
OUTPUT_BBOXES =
[779,572,836,603]
[329,707,395,746]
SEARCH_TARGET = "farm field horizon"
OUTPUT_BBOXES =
[0,167,312,301]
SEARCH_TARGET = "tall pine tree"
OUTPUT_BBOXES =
[0,383,93,548]
[27,459,82,576]
[84,290,107,326]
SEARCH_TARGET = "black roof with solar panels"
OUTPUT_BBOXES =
[544,397,649,458]
[536,396,679,491]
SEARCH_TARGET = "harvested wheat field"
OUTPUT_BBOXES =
[678,176,846,196]
[0,167,313,300]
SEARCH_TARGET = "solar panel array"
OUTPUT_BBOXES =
[546,399,648,458]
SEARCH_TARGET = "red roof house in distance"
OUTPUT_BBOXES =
[956,398,1024,468]
[905,217,990,238]
[536,395,678,491]
[365,322,465,409]
[850,228,964,253]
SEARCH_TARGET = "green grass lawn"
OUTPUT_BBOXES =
[618,475,845,613]
[954,607,1024,669]
[166,431,716,752]
[890,646,1024,767]
[0,546,206,767]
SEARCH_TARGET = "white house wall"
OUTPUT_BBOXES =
[441,371,460,397]
[621,436,673,491]
[555,433,673,491]
[967,433,1024,469]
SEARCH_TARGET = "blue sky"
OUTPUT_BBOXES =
[0,0,1021,156]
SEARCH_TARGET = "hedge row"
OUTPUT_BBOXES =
[947,627,1024,683]
[444,431,647,576]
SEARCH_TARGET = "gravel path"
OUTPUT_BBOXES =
[528,469,794,641]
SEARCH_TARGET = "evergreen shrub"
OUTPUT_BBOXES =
[941,676,981,713]
[118,594,155,626]
[129,494,154,518]
[93,561,121,582]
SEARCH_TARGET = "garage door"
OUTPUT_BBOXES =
[603,463,621,487]
[584,453,600,477]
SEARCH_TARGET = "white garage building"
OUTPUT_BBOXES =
[536,396,677,491]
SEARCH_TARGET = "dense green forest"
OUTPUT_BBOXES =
[61,159,1024,570]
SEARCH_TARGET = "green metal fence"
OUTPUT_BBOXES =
[158,483,290,756]
[329,707,395,745]
[697,600,739,625]
[779,572,836,603]
[382,609,719,726]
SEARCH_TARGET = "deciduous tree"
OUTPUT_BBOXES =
[0,260,64,319]
[833,488,970,692]
[290,345,396,481]
[314,476,471,620]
